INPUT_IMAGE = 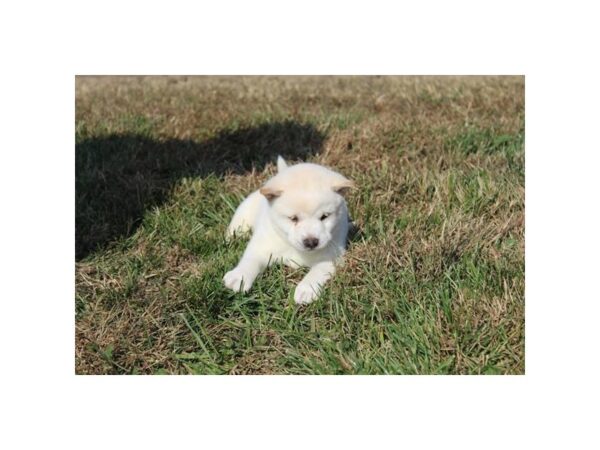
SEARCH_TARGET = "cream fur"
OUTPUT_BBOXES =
[223,157,352,304]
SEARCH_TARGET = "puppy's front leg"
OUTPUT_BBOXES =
[294,261,335,305]
[223,254,266,293]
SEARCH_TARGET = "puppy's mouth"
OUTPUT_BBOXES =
[295,240,329,252]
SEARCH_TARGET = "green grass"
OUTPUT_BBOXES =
[76,76,524,374]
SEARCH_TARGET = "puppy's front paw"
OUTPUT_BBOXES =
[294,282,319,305]
[223,268,253,293]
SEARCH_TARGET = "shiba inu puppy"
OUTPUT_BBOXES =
[223,156,353,304]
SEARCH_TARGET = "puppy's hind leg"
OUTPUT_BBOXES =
[226,190,263,238]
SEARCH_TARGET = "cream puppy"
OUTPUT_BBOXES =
[223,156,353,304]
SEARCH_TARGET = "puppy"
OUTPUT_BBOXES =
[223,156,353,304]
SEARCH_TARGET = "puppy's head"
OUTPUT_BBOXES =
[260,160,353,252]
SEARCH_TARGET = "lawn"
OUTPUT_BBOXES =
[75,76,524,374]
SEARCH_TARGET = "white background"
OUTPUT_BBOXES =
[1,1,598,448]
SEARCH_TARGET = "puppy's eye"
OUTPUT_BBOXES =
[289,215,299,223]
[320,213,330,221]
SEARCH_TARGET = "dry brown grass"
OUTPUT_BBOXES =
[76,76,524,374]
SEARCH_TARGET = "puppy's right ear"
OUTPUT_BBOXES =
[259,186,283,201]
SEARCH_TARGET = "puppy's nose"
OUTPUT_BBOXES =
[303,237,319,250]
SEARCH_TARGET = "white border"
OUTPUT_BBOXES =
[2,1,599,448]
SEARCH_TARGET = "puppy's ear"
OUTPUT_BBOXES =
[332,178,355,196]
[276,155,288,172]
[260,186,283,201]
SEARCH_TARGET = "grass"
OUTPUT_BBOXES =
[75,76,524,374]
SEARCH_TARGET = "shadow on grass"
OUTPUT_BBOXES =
[76,120,325,260]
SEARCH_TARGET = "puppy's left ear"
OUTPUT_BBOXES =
[332,178,355,196]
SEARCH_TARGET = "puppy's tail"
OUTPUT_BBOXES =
[277,155,288,172]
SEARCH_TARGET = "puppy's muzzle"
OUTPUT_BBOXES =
[303,237,319,250]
